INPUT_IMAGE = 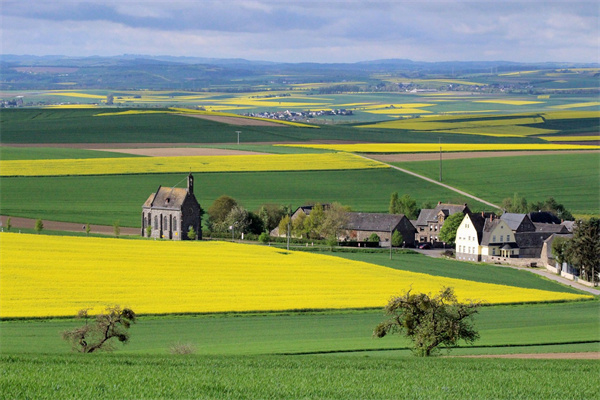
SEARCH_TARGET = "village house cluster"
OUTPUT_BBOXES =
[243,108,353,122]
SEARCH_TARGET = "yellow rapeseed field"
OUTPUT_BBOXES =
[0,233,590,318]
[276,143,600,153]
[0,152,388,177]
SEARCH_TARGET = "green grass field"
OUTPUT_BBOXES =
[327,251,582,294]
[396,153,600,215]
[0,146,142,160]
[2,353,597,399]
[1,302,598,355]
[0,169,492,227]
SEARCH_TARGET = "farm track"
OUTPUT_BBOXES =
[0,216,138,236]
[357,154,502,210]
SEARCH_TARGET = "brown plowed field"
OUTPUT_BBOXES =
[179,113,287,127]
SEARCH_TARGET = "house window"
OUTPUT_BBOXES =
[492,248,496,255]
[500,235,504,242]
[506,234,510,241]
[493,235,496,242]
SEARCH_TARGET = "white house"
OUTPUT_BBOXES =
[456,212,518,262]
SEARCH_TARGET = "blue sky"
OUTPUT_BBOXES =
[2,0,598,63]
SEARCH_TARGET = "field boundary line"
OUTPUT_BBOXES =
[357,154,501,210]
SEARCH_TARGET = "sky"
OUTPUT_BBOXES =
[1,0,598,63]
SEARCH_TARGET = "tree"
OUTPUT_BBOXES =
[398,194,419,219]
[113,220,120,238]
[207,195,238,232]
[258,232,270,244]
[145,225,151,238]
[368,233,380,243]
[565,218,600,284]
[62,306,136,353]
[551,236,569,266]
[106,93,114,105]
[5,217,11,231]
[438,212,465,246]
[530,197,574,221]
[85,223,91,236]
[320,202,350,239]
[304,203,325,239]
[187,225,197,240]
[374,287,481,357]
[389,192,400,214]
[391,230,404,247]
[502,193,528,213]
[225,205,251,236]
[278,215,292,238]
[34,219,44,234]
[257,204,287,233]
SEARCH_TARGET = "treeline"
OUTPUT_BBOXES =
[502,194,574,220]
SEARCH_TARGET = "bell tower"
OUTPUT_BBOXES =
[187,173,194,195]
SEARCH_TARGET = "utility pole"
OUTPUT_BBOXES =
[236,130,241,145]
[389,223,393,260]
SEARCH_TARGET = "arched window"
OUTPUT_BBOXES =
[154,215,158,229]
[164,216,168,227]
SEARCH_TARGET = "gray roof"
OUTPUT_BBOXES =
[500,213,528,231]
[344,213,413,232]
[144,186,190,210]
[534,223,569,234]
[415,203,469,226]
[515,231,555,248]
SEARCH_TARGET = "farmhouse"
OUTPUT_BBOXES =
[339,212,417,247]
[500,212,570,258]
[414,202,470,247]
[142,173,202,240]
[455,212,518,262]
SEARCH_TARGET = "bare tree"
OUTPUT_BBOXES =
[62,306,136,353]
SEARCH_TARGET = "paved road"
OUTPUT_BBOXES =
[358,154,501,210]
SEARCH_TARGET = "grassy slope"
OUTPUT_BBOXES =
[326,251,582,294]
[0,170,492,227]
[0,146,142,160]
[2,354,597,400]
[0,108,543,144]
[395,153,600,215]
[1,302,598,356]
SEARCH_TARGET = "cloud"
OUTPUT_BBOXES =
[1,0,597,63]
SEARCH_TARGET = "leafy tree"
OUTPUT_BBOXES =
[187,226,197,240]
[34,219,43,234]
[62,306,136,353]
[502,193,528,213]
[304,203,325,239]
[5,217,11,231]
[225,205,251,235]
[398,194,419,219]
[320,202,350,239]
[246,211,265,235]
[438,212,465,246]
[86,223,91,236]
[391,230,404,247]
[258,232,270,244]
[207,195,238,232]
[551,236,569,266]
[291,212,307,238]
[530,197,574,221]
[565,218,600,284]
[278,215,292,238]
[257,204,287,233]
[145,225,151,238]
[374,287,481,357]
[113,220,120,238]
[389,192,400,214]
[368,233,381,243]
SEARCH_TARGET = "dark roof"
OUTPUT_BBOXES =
[415,203,469,226]
[465,213,488,243]
[344,213,413,232]
[144,186,189,210]
[515,231,555,248]
[528,211,561,224]
[293,204,331,217]
[534,223,569,234]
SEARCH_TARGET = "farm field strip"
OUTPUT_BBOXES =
[276,143,600,153]
[0,152,388,177]
[1,233,591,318]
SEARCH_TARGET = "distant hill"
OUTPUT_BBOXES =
[1,54,597,91]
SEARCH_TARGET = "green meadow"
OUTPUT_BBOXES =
[396,152,600,215]
[0,169,492,227]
